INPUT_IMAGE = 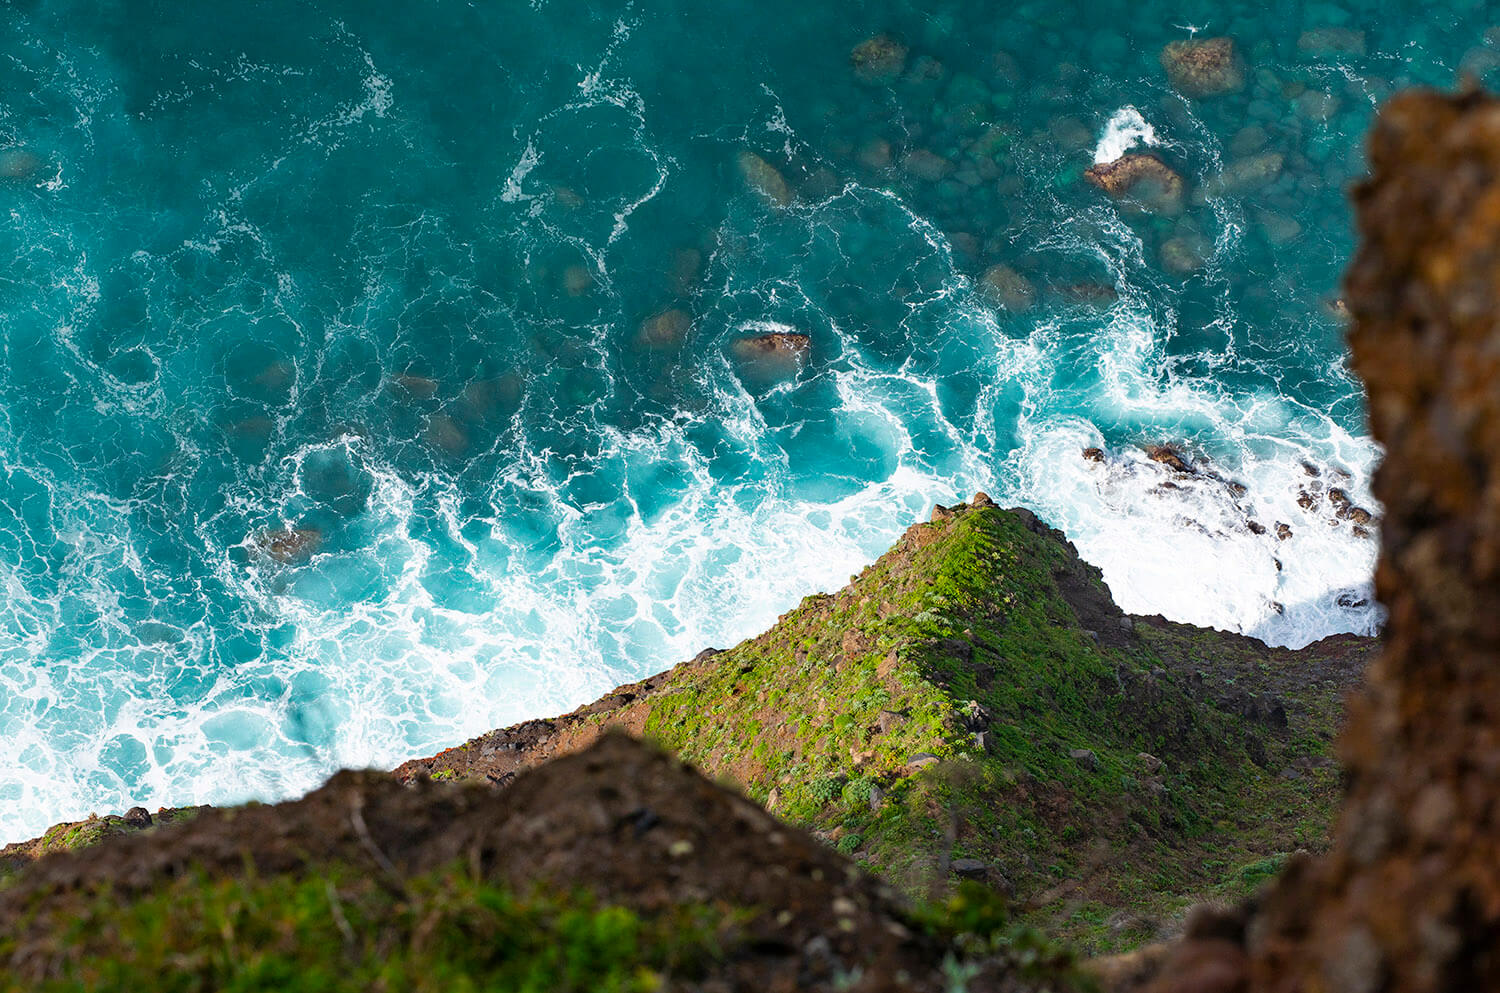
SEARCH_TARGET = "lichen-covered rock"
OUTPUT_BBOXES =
[1159,38,1245,97]
[1084,154,1185,213]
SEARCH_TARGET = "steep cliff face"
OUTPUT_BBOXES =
[1245,90,1500,993]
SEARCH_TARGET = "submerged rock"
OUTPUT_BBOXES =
[855,137,893,171]
[0,148,41,179]
[901,149,954,183]
[1200,151,1284,198]
[636,308,692,349]
[1160,37,1246,97]
[1160,236,1207,274]
[1297,27,1367,56]
[978,264,1037,311]
[252,528,322,564]
[730,332,811,378]
[1057,282,1121,307]
[850,35,908,83]
[389,373,440,399]
[736,150,792,207]
[1084,153,1185,213]
[424,412,469,454]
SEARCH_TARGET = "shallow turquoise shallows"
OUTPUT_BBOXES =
[0,0,1494,841]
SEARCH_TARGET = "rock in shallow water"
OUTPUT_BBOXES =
[849,35,907,83]
[636,308,691,349]
[730,332,810,379]
[736,150,792,207]
[252,528,322,564]
[978,264,1036,311]
[1160,37,1245,97]
[1084,153,1185,213]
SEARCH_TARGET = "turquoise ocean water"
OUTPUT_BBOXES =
[1,0,1496,841]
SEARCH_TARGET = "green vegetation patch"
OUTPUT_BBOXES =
[1,864,725,993]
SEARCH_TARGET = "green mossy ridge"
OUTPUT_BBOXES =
[8,505,1364,962]
[0,863,723,993]
[621,506,1353,953]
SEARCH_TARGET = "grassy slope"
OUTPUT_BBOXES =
[403,502,1371,953]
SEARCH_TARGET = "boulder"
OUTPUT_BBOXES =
[1070,748,1100,772]
[1160,37,1246,97]
[1200,152,1284,198]
[636,308,692,349]
[730,332,811,379]
[1084,154,1185,213]
[978,264,1036,311]
[950,858,989,880]
[1146,445,1193,473]
[850,35,908,83]
[736,151,792,207]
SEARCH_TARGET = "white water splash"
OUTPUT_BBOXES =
[1094,106,1161,163]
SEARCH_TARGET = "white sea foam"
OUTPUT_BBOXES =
[1094,107,1161,163]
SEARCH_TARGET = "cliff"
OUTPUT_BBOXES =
[0,498,1370,991]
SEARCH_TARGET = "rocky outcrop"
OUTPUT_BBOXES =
[2,735,1038,992]
[1241,89,1500,993]
[1084,154,1185,213]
